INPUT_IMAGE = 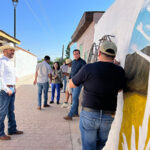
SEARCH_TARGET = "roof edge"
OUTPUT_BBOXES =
[0,30,21,44]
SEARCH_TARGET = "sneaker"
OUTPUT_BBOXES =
[50,101,54,104]
[61,102,69,108]
[57,101,59,104]
[67,104,72,110]
[64,116,72,120]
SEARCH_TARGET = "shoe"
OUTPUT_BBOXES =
[57,101,59,104]
[43,104,50,107]
[61,102,69,108]
[64,116,72,120]
[50,101,54,104]
[0,135,11,140]
[73,114,79,117]
[8,130,23,135]
[37,106,41,110]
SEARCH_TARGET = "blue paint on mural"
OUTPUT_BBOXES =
[129,1,150,54]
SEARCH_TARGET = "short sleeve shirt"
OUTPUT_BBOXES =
[36,61,52,83]
[72,61,125,111]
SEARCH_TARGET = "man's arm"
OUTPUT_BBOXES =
[69,65,87,88]
[69,79,76,88]
[33,71,38,85]
[48,74,52,83]
[0,61,12,96]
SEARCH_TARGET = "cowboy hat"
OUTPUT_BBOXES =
[0,42,16,52]
[65,58,72,65]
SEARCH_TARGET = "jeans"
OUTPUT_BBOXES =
[79,110,114,150]
[0,90,17,136]
[37,82,49,106]
[68,85,82,117]
[63,76,67,92]
[51,83,60,102]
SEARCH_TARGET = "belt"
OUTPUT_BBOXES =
[82,107,115,115]
[7,85,15,88]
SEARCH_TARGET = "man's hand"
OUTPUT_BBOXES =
[49,80,52,84]
[33,80,37,85]
[7,89,13,96]
[54,75,58,79]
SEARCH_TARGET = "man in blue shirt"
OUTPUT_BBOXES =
[64,49,86,120]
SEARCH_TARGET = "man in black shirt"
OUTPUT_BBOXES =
[64,49,86,120]
[69,41,125,150]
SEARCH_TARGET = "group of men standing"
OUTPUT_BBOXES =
[0,40,125,150]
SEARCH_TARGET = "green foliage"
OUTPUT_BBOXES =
[54,57,66,66]
[38,59,53,67]
[65,42,71,59]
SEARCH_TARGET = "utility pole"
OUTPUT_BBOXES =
[62,45,64,63]
[12,0,19,38]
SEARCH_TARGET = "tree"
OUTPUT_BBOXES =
[54,57,65,66]
[65,42,71,59]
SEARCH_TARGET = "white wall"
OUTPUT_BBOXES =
[15,49,37,78]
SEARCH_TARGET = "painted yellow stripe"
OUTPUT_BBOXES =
[118,92,150,150]
[0,31,21,44]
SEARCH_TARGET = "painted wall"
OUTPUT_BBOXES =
[15,49,37,78]
[93,0,150,150]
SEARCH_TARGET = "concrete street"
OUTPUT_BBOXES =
[0,75,81,150]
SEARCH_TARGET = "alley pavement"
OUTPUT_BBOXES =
[0,75,81,150]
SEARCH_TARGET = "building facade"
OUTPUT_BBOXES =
[70,11,104,62]
[0,30,37,79]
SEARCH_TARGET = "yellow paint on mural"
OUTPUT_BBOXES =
[118,92,150,150]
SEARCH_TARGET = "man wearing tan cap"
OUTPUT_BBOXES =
[69,41,125,150]
[0,43,23,140]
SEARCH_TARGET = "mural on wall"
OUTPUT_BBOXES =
[119,1,150,149]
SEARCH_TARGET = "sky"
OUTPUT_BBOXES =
[0,0,115,60]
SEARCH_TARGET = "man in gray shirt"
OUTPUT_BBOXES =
[34,56,52,110]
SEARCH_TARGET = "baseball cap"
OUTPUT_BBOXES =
[99,41,117,56]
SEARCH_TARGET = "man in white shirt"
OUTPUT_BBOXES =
[33,56,52,110]
[0,43,23,140]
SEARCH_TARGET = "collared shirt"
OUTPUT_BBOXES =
[36,61,52,83]
[60,64,68,73]
[70,57,86,79]
[0,56,16,92]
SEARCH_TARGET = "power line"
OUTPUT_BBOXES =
[23,0,44,30]
[36,0,52,30]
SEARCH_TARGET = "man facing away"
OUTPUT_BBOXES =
[34,56,52,110]
[64,49,86,120]
[69,41,125,150]
[0,43,23,140]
